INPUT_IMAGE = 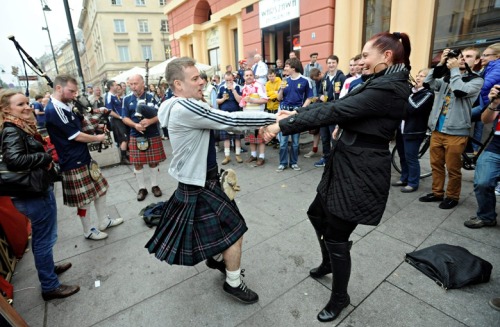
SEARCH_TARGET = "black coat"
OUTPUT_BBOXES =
[1,122,52,197]
[402,87,434,138]
[280,67,412,225]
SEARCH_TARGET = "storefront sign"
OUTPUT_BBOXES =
[259,0,300,29]
[206,28,219,49]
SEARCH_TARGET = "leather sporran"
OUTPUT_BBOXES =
[136,136,150,151]
[88,159,101,181]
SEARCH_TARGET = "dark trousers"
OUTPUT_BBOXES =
[320,125,336,158]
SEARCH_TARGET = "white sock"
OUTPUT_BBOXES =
[150,166,160,187]
[94,194,108,226]
[134,168,146,189]
[258,153,265,159]
[224,148,230,156]
[251,151,257,158]
[78,204,92,234]
[235,147,241,155]
[225,268,241,287]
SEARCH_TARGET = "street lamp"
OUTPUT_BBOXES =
[41,0,59,74]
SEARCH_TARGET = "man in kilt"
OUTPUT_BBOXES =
[122,74,166,202]
[105,80,130,165]
[216,71,244,165]
[45,74,124,240]
[146,57,276,304]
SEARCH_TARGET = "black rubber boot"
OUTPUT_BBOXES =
[309,230,332,278]
[317,240,353,323]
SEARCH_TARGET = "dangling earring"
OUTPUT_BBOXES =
[373,62,388,74]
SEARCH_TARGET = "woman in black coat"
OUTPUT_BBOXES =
[0,90,79,301]
[262,32,413,322]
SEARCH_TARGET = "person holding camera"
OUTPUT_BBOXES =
[464,85,500,228]
[419,47,483,209]
[122,74,166,202]
[0,90,80,301]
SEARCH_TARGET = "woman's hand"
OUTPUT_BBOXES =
[488,85,500,106]
[260,123,280,143]
[276,110,297,122]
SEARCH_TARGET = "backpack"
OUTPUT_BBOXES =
[140,201,166,227]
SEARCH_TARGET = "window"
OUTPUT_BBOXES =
[160,19,169,32]
[111,0,122,5]
[431,0,500,62]
[118,46,130,62]
[142,45,153,60]
[136,0,146,6]
[138,20,150,33]
[114,20,126,33]
[159,0,167,5]
[363,0,391,43]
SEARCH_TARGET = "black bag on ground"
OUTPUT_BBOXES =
[140,201,166,227]
[405,243,492,290]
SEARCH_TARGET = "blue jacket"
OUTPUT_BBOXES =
[480,59,500,107]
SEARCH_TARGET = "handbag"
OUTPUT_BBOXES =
[136,136,150,151]
[405,243,492,290]
[0,131,50,195]
[88,159,101,182]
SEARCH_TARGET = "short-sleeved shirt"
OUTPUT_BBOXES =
[281,75,313,108]
[45,98,92,171]
[240,81,268,111]
[122,92,160,138]
[33,101,45,126]
[217,84,242,112]
[105,93,122,116]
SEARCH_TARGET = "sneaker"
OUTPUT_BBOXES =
[495,182,500,196]
[304,150,317,158]
[314,157,326,167]
[290,164,301,171]
[206,257,226,275]
[401,186,417,193]
[240,147,248,153]
[391,180,408,187]
[85,227,108,240]
[418,193,444,202]
[438,197,458,209]
[464,216,497,229]
[276,165,286,172]
[99,216,124,231]
[223,281,259,304]
[489,297,500,311]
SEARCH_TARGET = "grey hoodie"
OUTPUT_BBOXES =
[158,97,275,186]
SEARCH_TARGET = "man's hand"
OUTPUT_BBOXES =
[440,49,450,65]
[260,123,280,143]
[446,57,460,70]
[488,85,500,105]
[135,123,146,134]
[95,134,106,142]
[140,118,152,128]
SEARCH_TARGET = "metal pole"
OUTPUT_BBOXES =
[63,0,86,92]
[41,0,59,74]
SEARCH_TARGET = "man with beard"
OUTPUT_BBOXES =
[45,74,123,240]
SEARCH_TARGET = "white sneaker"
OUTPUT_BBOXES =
[85,227,108,240]
[276,165,286,172]
[303,151,317,158]
[291,164,301,171]
[99,216,124,231]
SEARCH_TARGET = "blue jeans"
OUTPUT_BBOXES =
[11,187,60,292]
[471,105,484,152]
[396,133,425,188]
[320,125,336,158]
[474,151,500,222]
[278,132,300,166]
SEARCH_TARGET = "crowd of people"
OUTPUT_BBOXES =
[0,34,499,319]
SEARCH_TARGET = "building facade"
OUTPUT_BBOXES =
[165,0,499,76]
[78,0,171,87]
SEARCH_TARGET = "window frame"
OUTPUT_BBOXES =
[138,19,150,33]
[117,46,130,62]
[114,19,126,33]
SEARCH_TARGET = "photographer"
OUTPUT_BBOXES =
[419,47,483,209]
[464,84,500,229]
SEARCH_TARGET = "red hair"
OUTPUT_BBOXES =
[369,32,412,70]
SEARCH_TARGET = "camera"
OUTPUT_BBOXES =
[446,49,462,59]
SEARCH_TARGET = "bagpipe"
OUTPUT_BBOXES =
[7,35,112,152]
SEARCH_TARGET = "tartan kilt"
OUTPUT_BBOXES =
[129,135,166,165]
[145,180,248,266]
[61,165,108,207]
[219,130,244,141]
[244,129,264,144]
